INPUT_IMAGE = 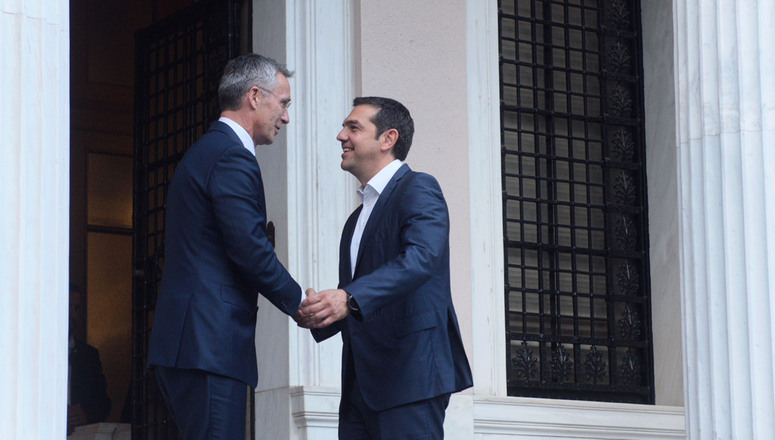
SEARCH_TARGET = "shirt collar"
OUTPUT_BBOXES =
[219,116,255,156]
[358,159,403,200]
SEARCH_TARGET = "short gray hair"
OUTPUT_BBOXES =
[218,53,294,111]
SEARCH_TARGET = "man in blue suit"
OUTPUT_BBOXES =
[147,54,304,440]
[300,97,473,439]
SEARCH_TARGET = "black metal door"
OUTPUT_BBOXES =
[132,1,250,438]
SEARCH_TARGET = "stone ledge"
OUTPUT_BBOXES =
[68,423,131,440]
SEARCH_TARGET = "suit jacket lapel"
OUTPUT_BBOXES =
[340,206,362,286]
[353,164,410,277]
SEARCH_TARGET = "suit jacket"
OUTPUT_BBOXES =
[148,121,301,387]
[313,164,473,411]
[70,339,111,423]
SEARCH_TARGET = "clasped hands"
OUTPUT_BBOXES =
[294,288,350,329]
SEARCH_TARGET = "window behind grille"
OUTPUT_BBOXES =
[499,0,654,403]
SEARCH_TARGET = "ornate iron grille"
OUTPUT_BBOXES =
[132,1,249,438]
[499,0,654,403]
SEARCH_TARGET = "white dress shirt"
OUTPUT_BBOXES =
[219,116,255,156]
[350,159,403,277]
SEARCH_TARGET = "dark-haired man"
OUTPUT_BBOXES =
[300,97,473,439]
[147,53,304,439]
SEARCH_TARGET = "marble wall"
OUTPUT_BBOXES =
[0,0,71,438]
[674,0,775,438]
[641,0,684,407]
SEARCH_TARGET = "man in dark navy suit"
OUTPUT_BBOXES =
[300,97,473,439]
[147,54,304,440]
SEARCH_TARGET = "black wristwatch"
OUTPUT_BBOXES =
[347,293,360,313]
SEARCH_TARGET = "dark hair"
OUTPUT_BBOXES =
[218,53,294,111]
[353,96,414,161]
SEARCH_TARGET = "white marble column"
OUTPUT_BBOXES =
[252,1,354,439]
[285,0,356,437]
[675,0,775,438]
[0,1,70,439]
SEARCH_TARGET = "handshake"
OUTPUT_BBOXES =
[293,288,351,329]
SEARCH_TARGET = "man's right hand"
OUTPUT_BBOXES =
[297,288,350,329]
[293,288,318,328]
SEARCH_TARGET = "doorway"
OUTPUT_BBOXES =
[69,0,250,438]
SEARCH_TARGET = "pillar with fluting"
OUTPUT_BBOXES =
[675,0,775,438]
[0,1,70,439]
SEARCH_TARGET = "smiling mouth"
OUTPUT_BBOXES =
[342,148,353,153]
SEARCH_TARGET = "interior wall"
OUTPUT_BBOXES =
[70,0,143,423]
[69,0,195,423]
[641,0,684,406]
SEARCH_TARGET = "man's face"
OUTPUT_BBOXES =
[337,105,385,184]
[252,73,291,145]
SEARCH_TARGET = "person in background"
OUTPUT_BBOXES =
[68,283,111,434]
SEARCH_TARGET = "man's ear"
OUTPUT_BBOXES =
[247,86,261,110]
[380,128,399,152]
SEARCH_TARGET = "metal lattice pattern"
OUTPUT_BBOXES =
[499,0,653,403]
[132,1,247,438]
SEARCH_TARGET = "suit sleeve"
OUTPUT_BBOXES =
[344,173,449,318]
[208,147,302,315]
[311,320,344,342]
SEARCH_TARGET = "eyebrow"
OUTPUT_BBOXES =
[342,119,363,128]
